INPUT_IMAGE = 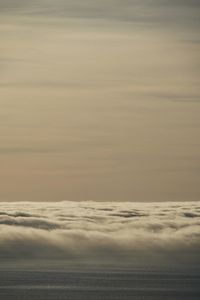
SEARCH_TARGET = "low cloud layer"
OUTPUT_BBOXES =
[0,201,200,268]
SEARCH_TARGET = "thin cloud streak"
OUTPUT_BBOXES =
[0,0,199,28]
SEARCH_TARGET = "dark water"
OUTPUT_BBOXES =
[0,269,200,300]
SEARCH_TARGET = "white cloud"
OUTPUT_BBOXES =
[0,201,199,268]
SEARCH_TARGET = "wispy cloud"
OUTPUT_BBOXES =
[0,0,199,29]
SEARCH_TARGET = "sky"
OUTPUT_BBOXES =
[0,0,200,202]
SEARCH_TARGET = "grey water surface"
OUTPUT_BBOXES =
[0,268,199,300]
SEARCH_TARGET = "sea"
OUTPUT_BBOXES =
[0,267,200,300]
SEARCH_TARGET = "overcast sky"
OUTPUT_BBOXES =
[0,0,200,201]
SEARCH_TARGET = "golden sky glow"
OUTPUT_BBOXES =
[0,1,200,201]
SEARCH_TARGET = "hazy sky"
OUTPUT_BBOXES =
[0,0,200,201]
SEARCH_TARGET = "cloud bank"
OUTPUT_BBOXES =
[0,201,200,268]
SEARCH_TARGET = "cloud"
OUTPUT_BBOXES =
[0,0,199,29]
[0,201,200,268]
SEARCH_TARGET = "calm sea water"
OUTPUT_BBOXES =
[0,269,200,300]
